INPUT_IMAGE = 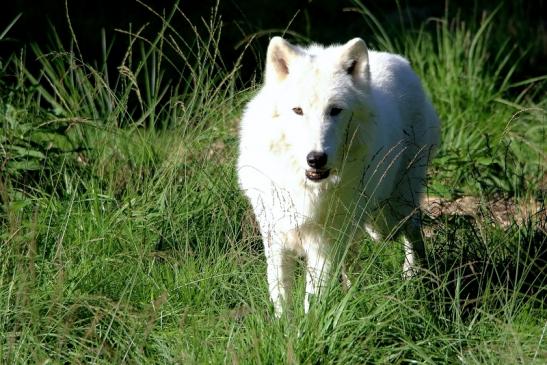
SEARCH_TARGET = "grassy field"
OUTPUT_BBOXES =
[1,2,546,364]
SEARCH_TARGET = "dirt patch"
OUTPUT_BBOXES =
[422,195,546,232]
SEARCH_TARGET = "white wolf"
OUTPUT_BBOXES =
[237,37,440,316]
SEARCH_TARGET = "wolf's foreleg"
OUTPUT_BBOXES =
[304,242,332,313]
[265,243,296,317]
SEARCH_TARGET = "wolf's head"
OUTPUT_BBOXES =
[263,37,371,185]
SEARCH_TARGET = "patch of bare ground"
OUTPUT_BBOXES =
[422,195,546,235]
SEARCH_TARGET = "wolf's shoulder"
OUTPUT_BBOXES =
[368,51,412,76]
[368,50,421,91]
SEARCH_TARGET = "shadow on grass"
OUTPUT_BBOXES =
[421,212,546,319]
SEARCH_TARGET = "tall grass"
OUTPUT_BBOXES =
[1,1,546,364]
[351,1,546,198]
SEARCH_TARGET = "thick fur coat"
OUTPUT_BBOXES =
[238,37,440,316]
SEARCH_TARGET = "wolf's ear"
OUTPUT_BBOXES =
[339,38,369,81]
[266,37,301,84]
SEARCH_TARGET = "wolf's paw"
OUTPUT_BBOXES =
[402,266,419,280]
[340,271,352,290]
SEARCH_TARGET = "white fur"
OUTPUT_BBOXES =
[238,37,440,316]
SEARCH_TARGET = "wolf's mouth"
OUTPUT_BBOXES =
[305,168,330,182]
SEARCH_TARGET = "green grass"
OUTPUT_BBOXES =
[1,2,546,364]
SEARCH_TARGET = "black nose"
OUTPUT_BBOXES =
[306,151,328,169]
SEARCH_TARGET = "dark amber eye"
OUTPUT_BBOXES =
[329,107,342,116]
[292,107,303,115]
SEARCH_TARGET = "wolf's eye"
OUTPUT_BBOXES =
[329,107,343,116]
[292,107,303,116]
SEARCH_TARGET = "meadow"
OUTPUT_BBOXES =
[1,2,545,363]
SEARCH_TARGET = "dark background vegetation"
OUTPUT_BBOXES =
[1,0,546,84]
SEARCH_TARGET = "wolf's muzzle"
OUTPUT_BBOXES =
[306,151,330,181]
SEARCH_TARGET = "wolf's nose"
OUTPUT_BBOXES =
[306,151,328,169]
